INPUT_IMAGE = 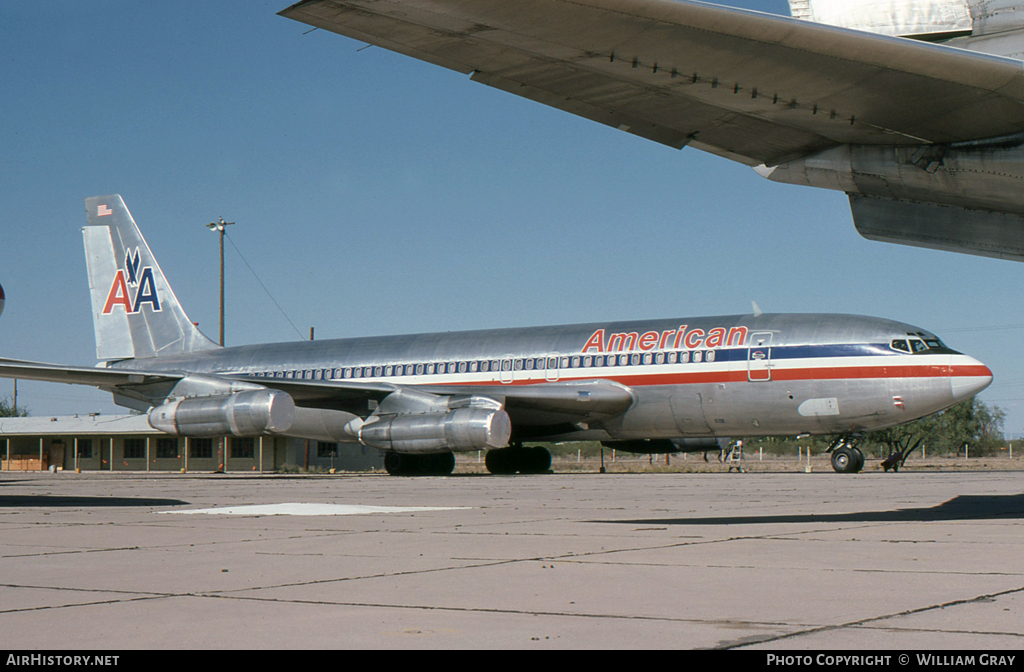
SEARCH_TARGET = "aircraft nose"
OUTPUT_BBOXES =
[949,355,993,402]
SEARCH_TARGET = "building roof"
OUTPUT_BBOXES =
[0,414,162,437]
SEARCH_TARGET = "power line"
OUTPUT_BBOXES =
[223,231,305,341]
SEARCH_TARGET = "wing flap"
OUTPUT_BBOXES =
[281,0,1024,163]
[850,194,1024,261]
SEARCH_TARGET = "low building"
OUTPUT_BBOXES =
[0,414,382,473]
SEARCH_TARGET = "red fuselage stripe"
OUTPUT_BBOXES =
[444,364,988,387]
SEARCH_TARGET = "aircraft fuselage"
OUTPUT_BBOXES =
[109,312,991,443]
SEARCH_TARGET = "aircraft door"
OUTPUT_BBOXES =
[545,355,560,382]
[500,357,514,384]
[747,332,773,381]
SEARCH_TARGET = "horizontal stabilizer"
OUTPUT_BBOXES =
[849,195,1024,262]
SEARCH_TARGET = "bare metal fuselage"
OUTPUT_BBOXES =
[108,312,991,445]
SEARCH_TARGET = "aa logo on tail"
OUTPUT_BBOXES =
[102,248,161,315]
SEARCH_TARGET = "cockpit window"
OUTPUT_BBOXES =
[891,336,957,354]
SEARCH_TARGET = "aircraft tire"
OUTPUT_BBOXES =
[485,447,516,475]
[384,452,456,476]
[523,446,552,474]
[830,447,858,473]
[852,448,865,473]
[384,452,407,476]
[429,451,456,476]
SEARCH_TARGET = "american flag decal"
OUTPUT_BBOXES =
[97,204,112,217]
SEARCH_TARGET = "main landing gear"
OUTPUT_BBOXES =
[383,451,456,476]
[827,436,865,474]
[381,445,553,476]
[485,444,552,475]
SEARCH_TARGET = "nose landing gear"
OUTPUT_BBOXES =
[827,436,865,473]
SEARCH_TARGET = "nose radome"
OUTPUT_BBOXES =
[950,355,993,402]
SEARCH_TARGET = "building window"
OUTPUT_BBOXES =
[317,441,338,458]
[124,438,145,459]
[76,439,93,458]
[156,438,178,459]
[190,438,213,459]
[231,437,255,458]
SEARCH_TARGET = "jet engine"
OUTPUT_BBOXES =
[148,389,295,437]
[358,407,511,454]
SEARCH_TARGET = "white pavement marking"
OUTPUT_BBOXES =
[158,503,472,516]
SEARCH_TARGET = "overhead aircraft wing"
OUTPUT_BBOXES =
[279,0,1024,166]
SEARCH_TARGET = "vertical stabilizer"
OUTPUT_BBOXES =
[84,195,219,360]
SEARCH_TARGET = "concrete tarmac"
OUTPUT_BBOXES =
[0,470,1021,649]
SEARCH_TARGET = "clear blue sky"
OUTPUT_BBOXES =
[2,1,1023,438]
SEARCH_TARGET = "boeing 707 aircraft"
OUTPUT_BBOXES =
[0,196,992,475]
[279,0,1024,262]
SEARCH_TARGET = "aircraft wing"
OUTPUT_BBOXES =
[279,0,1024,166]
[0,358,181,387]
[234,375,635,425]
[0,359,631,430]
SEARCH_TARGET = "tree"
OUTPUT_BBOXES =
[867,397,1004,459]
[0,396,27,418]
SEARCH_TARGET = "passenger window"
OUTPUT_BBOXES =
[459,362,467,373]
[890,339,910,353]
[694,352,702,363]
[681,352,690,363]
[707,350,715,362]
[571,356,581,368]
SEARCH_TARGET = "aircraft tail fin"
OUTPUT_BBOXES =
[83,195,219,361]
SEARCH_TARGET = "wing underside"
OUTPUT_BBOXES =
[279,0,1024,165]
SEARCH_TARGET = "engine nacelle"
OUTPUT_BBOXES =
[149,389,295,437]
[359,408,511,454]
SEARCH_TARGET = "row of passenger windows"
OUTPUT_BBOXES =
[251,349,721,381]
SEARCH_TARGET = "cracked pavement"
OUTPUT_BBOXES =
[0,470,1021,649]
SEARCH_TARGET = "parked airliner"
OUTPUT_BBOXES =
[0,196,992,475]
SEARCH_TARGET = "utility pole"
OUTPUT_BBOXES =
[205,218,235,346]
